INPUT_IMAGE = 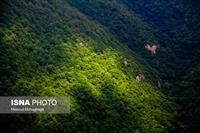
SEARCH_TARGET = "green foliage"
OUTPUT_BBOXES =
[120,1,200,132]
[65,0,158,54]
[122,0,200,83]
[175,66,200,132]
[0,0,183,133]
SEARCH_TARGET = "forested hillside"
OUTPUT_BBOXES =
[122,0,200,84]
[0,0,199,133]
[176,65,200,132]
[121,0,200,132]
[0,0,174,132]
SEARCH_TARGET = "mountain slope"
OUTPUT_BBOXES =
[65,0,158,54]
[176,65,200,132]
[122,0,200,84]
[0,0,174,132]
[121,0,200,132]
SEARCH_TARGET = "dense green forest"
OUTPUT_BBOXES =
[0,0,199,132]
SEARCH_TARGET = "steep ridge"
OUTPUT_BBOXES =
[0,0,174,132]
